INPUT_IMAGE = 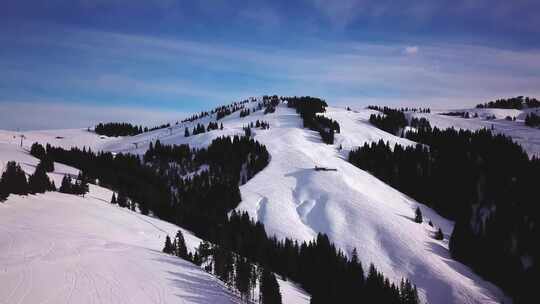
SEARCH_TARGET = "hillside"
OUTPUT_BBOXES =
[5,99,512,304]
[0,142,309,304]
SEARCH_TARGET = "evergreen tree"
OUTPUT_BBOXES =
[260,268,282,304]
[435,228,444,240]
[414,207,423,223]
[110,193,117,205]
[117,191,128,208]
[174,230,188,259]
[0,180,7,202]
[235,257,253,301]
[75,171,89,197]
[30,142,46,159]
[59,175,73,194]
[184,127,190,137]
[0,161,29,196]
[42,153,55,172]
[163,235,174,254]
[28,161,55,194]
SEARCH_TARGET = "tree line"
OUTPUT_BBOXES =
[476,96,540,109]
[94,122,172,137]
[349,122,539,303]
[367,105,430,113]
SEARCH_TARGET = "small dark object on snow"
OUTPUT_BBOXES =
[314,166,337,171]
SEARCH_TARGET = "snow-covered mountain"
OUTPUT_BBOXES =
[3,98,533,303]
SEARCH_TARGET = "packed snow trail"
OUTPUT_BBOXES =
[0,143,309,304]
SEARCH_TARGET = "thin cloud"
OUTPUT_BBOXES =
[2,25,540,130]
[404,46,419,55]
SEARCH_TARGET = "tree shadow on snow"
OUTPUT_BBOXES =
[153,254,238,304]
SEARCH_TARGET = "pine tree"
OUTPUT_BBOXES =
[0,181,7,202]
[59,175,73,194]
[260,268,282,304]
[110,193,117,204]
[0,161,29,196]
[174,230,188,259]
[30,142,46,159]
[414,207,423,223]
[435,228,444,240]
[163,235,174,254]
[184,127,190,137]
[75,171,89,197]
[42,153,54,172]
[117,191,128,208]
[28,161,55,194]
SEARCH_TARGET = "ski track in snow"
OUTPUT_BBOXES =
[2,100,534,303]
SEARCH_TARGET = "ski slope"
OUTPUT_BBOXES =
[51,101,510,304]
[0,142,310,304]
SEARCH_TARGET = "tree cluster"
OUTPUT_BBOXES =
[368,108,407,135]
[349,124,539,303]
[30,142,55,172]
[192,123,206,135]
[59,172,89,196]
[0,160,57,201]
[163,230,190,261]
[204,212,418,304]
[525,112,540,127]
[409,117,431,131]
[367,105,430,113]
[440,111,472,118]
[240,108,251,117]
[207,121,220,131]
[28,161,56,194]
[216,104,245,120]
[476,96,540,109]
[286,96,340,144]
[94,122,144,137]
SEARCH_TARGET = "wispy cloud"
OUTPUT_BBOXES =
[1,25,540,130]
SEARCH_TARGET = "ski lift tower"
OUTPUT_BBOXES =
[19,134,26,148]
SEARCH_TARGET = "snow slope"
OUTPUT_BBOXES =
[408,107,540,158]
[0,143,309,304]
[0,128,118,151]
[68,102,510,304]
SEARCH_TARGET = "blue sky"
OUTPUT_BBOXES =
[1,0,540,129]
